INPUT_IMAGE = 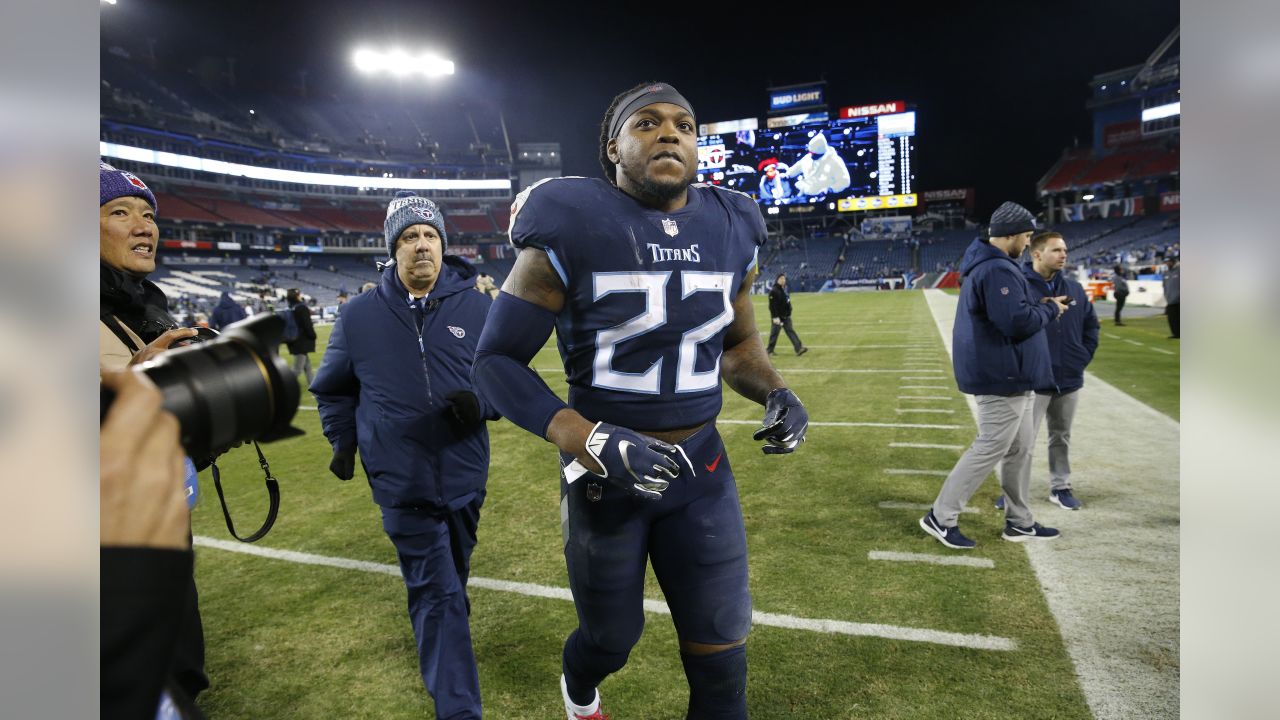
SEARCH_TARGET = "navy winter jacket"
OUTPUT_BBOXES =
[210,292,247,330]
[1021,264,1100,393]
[952,240,1056,395]
[311,256,495,514]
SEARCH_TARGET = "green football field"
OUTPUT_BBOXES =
[190,290,1178,719]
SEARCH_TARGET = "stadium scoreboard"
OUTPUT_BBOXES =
[697,102,916,214]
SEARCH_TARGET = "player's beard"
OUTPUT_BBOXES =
[632,170,690,205]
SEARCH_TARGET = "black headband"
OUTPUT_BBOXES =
[608,83,696,140]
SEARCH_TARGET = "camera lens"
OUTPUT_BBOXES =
[101,313,303,460]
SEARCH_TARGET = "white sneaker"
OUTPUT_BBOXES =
[561,674,609,720]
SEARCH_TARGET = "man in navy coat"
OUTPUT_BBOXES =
[920,202,1068,549]
[1017,230,1099,510]
[311,192,496,720]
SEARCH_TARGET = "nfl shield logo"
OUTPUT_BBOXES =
[662,218,679,237]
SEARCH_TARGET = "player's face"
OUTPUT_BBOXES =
[1037,237,1068,271]
[609,102,697,201]
[395,224,443,291]
[100,196,158,275]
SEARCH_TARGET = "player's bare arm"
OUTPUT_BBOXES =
[721,269,786,405]
[501,246,565,313]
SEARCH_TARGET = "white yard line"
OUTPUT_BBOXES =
[193,536,1015,652]
[296,410,963,431]
[878,500,979,514]
[1102,332,1179,357]
[884,468,950,477]
[897,396,955,401]
[900,385,951,390]
[924,289,1179,720]
[889,442,964,450]
[717,419,962,430]
[795,344,935,349]
[894,408,956,414]
[868,550,994,569]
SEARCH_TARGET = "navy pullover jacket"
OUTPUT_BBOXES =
[1021,263,1099,393]
[311,256,495,519]
[951,239,1056,396]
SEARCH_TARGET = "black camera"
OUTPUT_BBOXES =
[100,313,304,460]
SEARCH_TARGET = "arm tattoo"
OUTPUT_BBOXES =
[502,248,566,313]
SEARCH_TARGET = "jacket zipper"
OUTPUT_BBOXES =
[412,300,443,506]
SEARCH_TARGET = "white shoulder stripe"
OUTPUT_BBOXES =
[693,182,756,203]
[507,176,592,247]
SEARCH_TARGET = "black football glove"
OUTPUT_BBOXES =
[444,390,484,435]
[583,422,681,501]
[752,388,809,454]
[329,448,355,481]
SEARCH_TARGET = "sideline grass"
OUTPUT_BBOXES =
[1086,314,1179,419]
[192,291,1110,719]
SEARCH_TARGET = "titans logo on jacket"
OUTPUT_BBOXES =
[509,177,767,431]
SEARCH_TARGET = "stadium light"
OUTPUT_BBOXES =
[353,48,455,77]
[1141,102,1180,122]
[1082,194,1095,201]
[99,141,509,192]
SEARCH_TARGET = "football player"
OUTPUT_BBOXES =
[473,82,809,720]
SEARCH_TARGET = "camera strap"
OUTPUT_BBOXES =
[209,442,280,543]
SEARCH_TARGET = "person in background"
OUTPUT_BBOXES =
[1163,256,1179,339]
[920,201,1065,550]
[311,191,497,720]
[210,290,247,331]
[285,288,316,385]
[766,272,808,356]
[98,161,208,704]
[1112,265,1129,326]
[996,230,1099,511]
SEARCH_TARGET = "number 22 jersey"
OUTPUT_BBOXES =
[509,177,767,431]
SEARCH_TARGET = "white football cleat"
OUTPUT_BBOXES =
[561,674,609,720]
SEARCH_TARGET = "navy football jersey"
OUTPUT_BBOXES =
[509,177,767,430]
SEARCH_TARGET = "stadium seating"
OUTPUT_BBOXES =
[835,238,911,280]
[153,192,225,224]
[1041,150,1095,192]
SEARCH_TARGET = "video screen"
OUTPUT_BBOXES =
[696,111,916,209]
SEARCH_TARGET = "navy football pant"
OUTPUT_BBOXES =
[382,497,484,720]
[560,423,751,716]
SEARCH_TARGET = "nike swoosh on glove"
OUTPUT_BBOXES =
[752,388,809,454]
[583,421,681,500]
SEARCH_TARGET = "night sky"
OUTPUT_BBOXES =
[102,0,1179,218]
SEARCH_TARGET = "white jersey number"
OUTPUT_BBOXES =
[591,271,735,394]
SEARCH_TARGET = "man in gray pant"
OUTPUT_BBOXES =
[1000,231,1100,511]
[920,202,1067,549]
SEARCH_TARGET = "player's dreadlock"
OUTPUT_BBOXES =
[599,81,660,186]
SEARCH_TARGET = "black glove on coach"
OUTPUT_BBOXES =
[329,448,355,481]
[445,390,484,435]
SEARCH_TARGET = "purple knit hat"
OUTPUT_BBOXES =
[99,161,158,212]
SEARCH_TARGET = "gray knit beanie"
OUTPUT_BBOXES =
[987,201,1038,237]
[384,191,448,256]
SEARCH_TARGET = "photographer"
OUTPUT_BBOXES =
[98,162,208,702]
[101,369,205,720]
[311,192,497,720]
